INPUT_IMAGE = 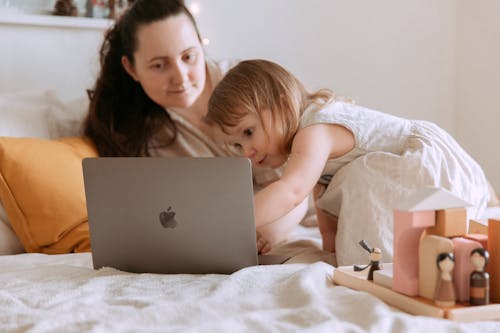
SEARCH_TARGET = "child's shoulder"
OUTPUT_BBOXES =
[315,99,368,116]
[300,100,356,128]
[322,100,403,121]
[305,100,409,131]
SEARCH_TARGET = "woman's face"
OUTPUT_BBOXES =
[122,13,206,109]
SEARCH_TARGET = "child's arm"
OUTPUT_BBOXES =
[254,123,354,227]
[257,196,308,244]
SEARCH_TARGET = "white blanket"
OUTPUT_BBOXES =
[0,226,498,332]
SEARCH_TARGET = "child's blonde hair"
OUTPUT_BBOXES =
[206,59,335,154]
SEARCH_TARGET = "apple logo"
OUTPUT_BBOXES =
[159,206,177,228]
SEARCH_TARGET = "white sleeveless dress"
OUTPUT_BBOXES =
[300,101,490,266]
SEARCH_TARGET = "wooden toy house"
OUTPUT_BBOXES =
[334,186,500,321]
[392,187,470,296]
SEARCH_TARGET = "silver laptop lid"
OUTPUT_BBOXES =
[83,157,258,274]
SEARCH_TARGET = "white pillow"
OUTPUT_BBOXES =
[0,89,89,139]
[0,202,24,255]
[46,92,89,138]
[0,90,54,138]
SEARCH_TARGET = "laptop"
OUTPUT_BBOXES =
[82,157,289,274]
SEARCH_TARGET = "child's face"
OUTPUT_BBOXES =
[224,110,287,169]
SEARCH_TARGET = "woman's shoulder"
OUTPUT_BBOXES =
[207,58,241,85]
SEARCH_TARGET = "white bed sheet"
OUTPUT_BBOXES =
[0,225,498,333]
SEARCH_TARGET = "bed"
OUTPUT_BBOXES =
[1,89,500,332]
[1,13,500,333]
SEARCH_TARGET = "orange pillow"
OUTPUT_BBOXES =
[0,136,98,253]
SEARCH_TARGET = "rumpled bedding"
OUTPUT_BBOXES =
[0,225,498,332]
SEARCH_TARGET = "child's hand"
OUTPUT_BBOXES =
[256,231,272,254]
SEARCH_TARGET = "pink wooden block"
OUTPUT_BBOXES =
[393,210,436,296]
[464,233,488,249]
[452,237,482,302]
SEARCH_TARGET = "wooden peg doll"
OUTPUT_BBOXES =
[470,248,490,305]
[353,240,382,280]
[434,252,456,307]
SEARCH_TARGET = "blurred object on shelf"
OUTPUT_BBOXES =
[84,0,131,19]
[54,0,78,16]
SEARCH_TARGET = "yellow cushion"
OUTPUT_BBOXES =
[0,136,98,253]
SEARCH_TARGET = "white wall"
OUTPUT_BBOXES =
[1,1,498,190]
[191,0,456,131]
[192,0,500,190]
[456,0,500,191]
[0,0,56,14]
[0,16,108,100]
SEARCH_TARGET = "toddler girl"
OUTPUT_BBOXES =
[205,59,491,265]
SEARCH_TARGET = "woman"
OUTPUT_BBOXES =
[83,0,308,252]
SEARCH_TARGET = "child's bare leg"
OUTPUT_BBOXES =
[317,209,338,252]
[313,184,338,252]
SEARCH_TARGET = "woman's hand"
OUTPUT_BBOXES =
[256,231,271,254]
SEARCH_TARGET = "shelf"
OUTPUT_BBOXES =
[0,12,112,30]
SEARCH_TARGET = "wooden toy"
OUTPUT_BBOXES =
[353,240,382,280]
[333,187,499,321]
[452,237,483,302]
[470,248,490,305]
[393,208,434,296]
[468,219,488,235]
[419,235,453,299]
[373,263,393,289]
[463,233,488,249]
[487,218,500,302]
[434,252,456,307]
[427,207,467,237]
[393,187,471,296]
[333,265,500,321]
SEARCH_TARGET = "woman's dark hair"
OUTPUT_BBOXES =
[84,0,201,156]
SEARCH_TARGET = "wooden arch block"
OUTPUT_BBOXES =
[418,235,454,299]
[452,237,482,302]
